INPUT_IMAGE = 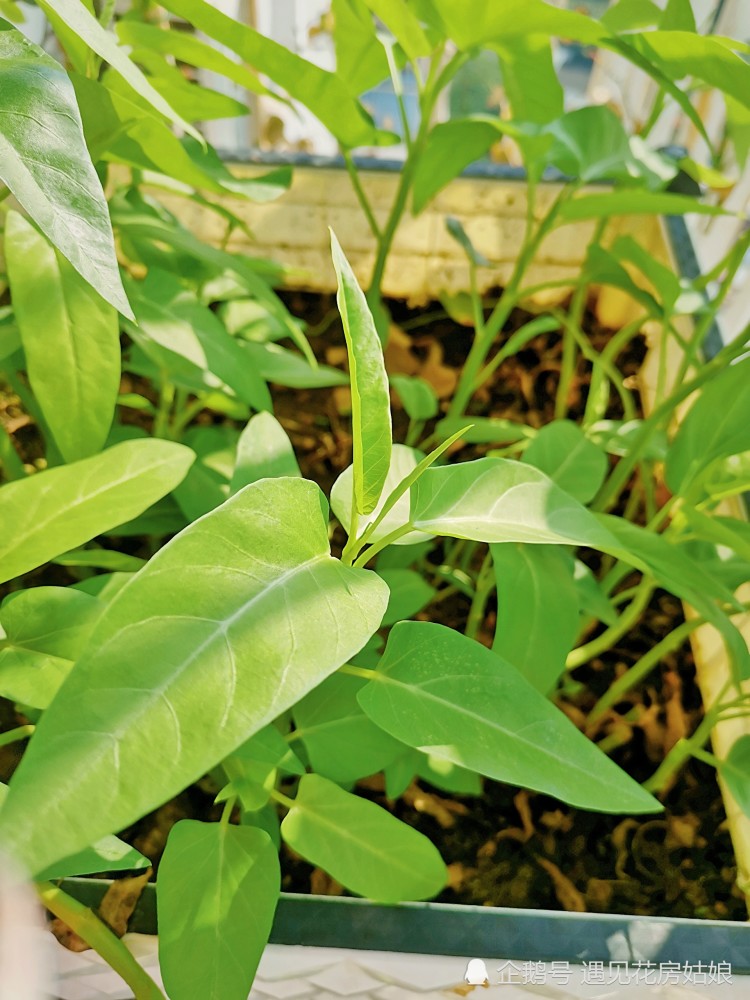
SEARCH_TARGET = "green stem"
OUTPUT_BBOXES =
[220,795,237,826]
[642,699,723,793]
[352,524,414,568]
[566,578,654,669]
[448,185,569,418]
[583,316,647,426]
[37,882,166,1000]
[0,725,34,749]
[465,553,494,640]
[588,618,702,723]
[339,663,379,681]
[269,788,295,810]
[170,396,207,439]
[343,151,382,242]
[152,380,175,439]
[592,324,750,513]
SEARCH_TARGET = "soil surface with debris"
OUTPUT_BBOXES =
[0,289,745,923]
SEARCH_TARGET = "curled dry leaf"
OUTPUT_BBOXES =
[97,868,152,938]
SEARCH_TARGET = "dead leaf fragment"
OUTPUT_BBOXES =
[97,869,152,938]
[535,856,586,912]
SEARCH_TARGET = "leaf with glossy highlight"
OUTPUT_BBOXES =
[331,230,392,515]
[0,440,193,585]
[280,773,446,901]
[358,622,661,813]
[0,478,387,876]
[158,821,279,1000]
[0,22,130,315]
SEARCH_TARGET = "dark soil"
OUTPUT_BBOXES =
[1,288,745,922]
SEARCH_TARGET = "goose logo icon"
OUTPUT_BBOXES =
[464,958,489,985]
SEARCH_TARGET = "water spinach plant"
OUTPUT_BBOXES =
[0,2,749,999]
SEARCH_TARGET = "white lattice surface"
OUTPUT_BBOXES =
[49,935,750,1000]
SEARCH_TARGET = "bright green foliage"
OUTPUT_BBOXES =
[35,0,197,137]
[158,821,279,1000]
[378,568,436,626]
[331,230,392,515]
[332,444,429,546]
[280,773,447,901]
[0,479,387,876]
[125,270,272,413]
[231,412,301,495]
[717,737,750,820]
[491,544,579,693]
[0,587,100,709]
[159,0,391,148]
[666,358,750,495]
[523,421,608,505]
[358,622,661,813]
[5,212,120,462]
[0,440,194,584]
[410,458,618,549]
[389,374,439,422]
[293,673,404,783]
[36,836,150,882]
[0,22,130,315]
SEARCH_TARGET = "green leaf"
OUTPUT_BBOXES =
[362,0,432,61]
[240,342,347,390]
[332,0,389,94]
[52,548,146,573]
[410,458,618,549]
[230,413,300,495]
[280,773,446,901]
[36,836,150,881]
[523,420,608,505]
[0,440,193,585]
[574,560,617,627]
[331,444,429,546]
[5,212,120,462]
[436,416,534,445]
[116,19,274,97]
[330,230,391,516]
[378,568,436,626]
[587,419,668,461]
[491,544,579,693]
[358,622,661,813]
[0,22,130,316]
[666,358,750,495]
[179,139,292,202]
[412,119,505,214]
[159,0,392,148]
[601,0,661,31]
[390,374,439,422]
[158,821,279,1000]
[493,34,563,125]
[598,515,750,680]
[660,0,696,33]
[293,673,404,783]
[547,106,633,183]
[0,478,387,876]
[558,190,729,223]
[172,426,237,522]
[125,270,272,413]
[0,587,100,709]
[679,510,750,566]
[717,736,750,820]
[427,0,604,49]
[625,31,750,111]
[35,0,198,137]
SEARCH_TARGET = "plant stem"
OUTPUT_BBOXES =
[566,577,654,669]
[352,524,414,568]
[152,380,175,439]
[170,396,207,438]
[338,663,379,681]
[588,617,702,723]
[268,788,296,810]
[448,185,569,418]
[343,151,382,242]
[642,696,725,794]
[465,553,494,640]
[591,324,750,512]
[37,882,166,1000]
[0,725,34,749]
